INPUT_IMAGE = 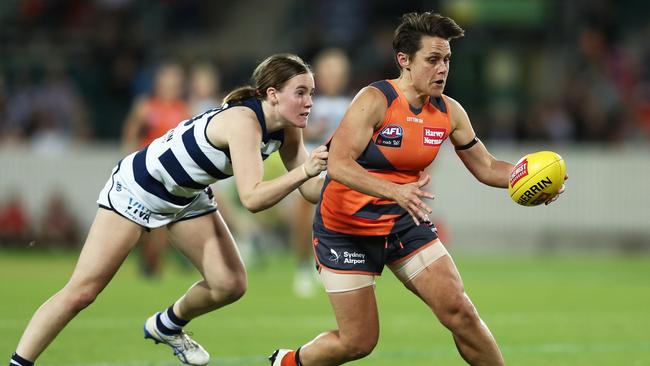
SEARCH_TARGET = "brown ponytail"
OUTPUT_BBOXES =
[223,86,257,104]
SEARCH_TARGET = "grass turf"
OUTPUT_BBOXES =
[1,250,649,365]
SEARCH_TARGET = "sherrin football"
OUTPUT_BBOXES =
[508,151,566,206]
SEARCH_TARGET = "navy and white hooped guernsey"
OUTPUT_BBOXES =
[97,97,284,228]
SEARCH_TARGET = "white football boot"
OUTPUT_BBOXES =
[144,313,210,366]
[269,349,294,365]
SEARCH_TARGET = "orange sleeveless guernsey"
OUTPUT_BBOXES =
[318,79,451,236]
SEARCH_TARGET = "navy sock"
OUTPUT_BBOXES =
[156,305,189,335]
[10,353,34,366]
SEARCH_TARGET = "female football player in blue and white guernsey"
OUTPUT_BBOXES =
[8,53,327,366]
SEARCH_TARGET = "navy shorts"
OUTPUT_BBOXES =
[313,222,440,275]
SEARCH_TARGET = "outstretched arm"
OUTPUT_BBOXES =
[446,96,513,188]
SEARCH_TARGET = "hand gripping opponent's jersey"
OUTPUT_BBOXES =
[315,79,451,236]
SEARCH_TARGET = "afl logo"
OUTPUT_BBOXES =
[380,125,403,138]
[376,124,403,148]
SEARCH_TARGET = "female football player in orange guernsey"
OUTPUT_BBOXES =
[271,12,564,366]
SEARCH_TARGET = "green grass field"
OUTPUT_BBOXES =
[1,250,649,366]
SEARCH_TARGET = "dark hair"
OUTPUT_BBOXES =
[392,12,465,69]
[223,53,311,104]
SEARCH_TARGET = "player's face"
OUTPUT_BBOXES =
[275,72,315,128]
[410,36,451,97]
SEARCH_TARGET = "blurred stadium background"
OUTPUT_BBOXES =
[1,1,649,365]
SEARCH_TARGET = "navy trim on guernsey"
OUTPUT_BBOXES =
[235,98,285,149]
[409,104,423,115]
[431,96,447,113]
[133,147,194,206]
[353,202,406,220]
[236,98,267,136]
[370,80,398,107]
[182,127,231,180]
[356,141,396,170]
[159,149,206,190]
[455,136,479,151]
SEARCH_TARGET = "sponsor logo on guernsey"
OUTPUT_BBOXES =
[375,124,403,147]
[115,181,122,192]
[510,159,529,187]
[422,127,446,146]
[406,116,423,123]
[127,196,152,223]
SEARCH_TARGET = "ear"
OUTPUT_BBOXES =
[266,87,279,104]
[396,52,410,70]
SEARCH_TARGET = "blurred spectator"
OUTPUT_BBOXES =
[121,60,190,278]
[523,98,575,142]
[122,61,190,151]
[188,61,222,115]
[30,59,92,152]
[304,49,352,144]
[0,192,31,247]
[0,74,7,140]
[290,48,352,297]
[2,59,91,152]
[38,191,80,249]
[565,24,633,142]
[3,68,37,143]
[488,99,518,142]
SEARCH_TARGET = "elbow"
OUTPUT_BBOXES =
[473,171,492,186]
[244,204,263,214]
[475,172,490,185]
[476,172,502,188]
[302,193,318,205]
[240,196,265,213]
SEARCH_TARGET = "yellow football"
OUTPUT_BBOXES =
[508,151,566,206]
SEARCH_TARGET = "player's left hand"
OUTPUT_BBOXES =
[545,174,568,205]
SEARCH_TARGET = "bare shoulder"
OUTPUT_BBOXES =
[207,105,261,147]
[361,84,390,105]
[442,94,476,146]
[343,86,387,129]
[442,94,469,128]
[215,105,260,130]
[442,94,464,115]
[221,105,258,120]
